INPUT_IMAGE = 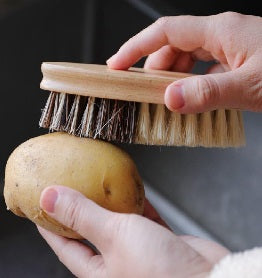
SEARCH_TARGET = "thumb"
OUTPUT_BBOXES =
[40,185,116,252]
[165,69,253,113]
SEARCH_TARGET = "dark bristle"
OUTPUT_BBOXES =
[39,92,57,128]
[39,92,139,143]
[94,98,107,139]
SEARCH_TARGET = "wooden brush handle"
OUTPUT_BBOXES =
[40,62,193,104]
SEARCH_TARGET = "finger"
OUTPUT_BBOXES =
[144,45,180,70]
[38,226,106,278]
[107,15,209,69]
[170,52,195,73]
[207,63,229,74]
[179,235,230,264]
[164,66,259,113]
[192,48,214,62]
[144,46,194,73]
[143,199,170,229]
[40,186,114,252]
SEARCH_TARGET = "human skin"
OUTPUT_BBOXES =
[38,186,229,278]
[107,12,262,114]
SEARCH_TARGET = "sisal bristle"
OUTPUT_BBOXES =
[150,104,167,145]
[214,109,228,147]
[199,111,213,147]
[167,111,183,146]
[237,110,245,145]
[184,114,199,146]
[135,103,151,144]
[227,109,245,146]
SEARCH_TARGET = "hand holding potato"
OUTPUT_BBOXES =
[38,186,229,278]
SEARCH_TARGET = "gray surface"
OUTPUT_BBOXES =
[123,111,262,251]
[145,185,219,241]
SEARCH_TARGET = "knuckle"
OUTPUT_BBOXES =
[82,256,104,278]
[195,76,220,108]
[155,16,172,27]
[105,214,127,238]
[56,241,73,263]
[220,12,245,30]
[243,69,262,111]
[213,12,244,35]
[106,214,138,240]
[220,11,243,22]
[63,197,84,233]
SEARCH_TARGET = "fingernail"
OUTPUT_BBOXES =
[40,187,58,213]
[166,83,185,110]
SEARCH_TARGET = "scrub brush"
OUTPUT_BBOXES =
[39,62,245,147]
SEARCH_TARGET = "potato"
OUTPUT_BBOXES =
[4,132,144,239]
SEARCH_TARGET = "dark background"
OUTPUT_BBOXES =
[0,0,261,277]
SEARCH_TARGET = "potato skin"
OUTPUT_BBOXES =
[4,132,144,239]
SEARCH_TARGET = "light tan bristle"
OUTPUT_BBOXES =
[199,111,213,147]
[150,104,167,144]
[183,114,199,146]
[214,109,228,146]
[228,109,246,146]
[237,110,245,145]
[135,103,151,144]
[167,111,183,146]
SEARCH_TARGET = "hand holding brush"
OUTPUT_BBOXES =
[40,13,262,148]
[107,12,262,115]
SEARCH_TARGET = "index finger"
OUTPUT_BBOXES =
[37,226,106,278]
[143,199,170,229]
[107,15,209,69]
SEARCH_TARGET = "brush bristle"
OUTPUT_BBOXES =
[184,114,199,147]
[199,111,213,147]
[39,92,245,147]
[214,109,228,146]
[167,111,183,146]
[151,104,167,145]
[40,92,137,143]
[135,103,150,144]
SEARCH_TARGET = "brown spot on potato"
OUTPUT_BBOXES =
[137,196,143,206]
[103,183,112,196]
